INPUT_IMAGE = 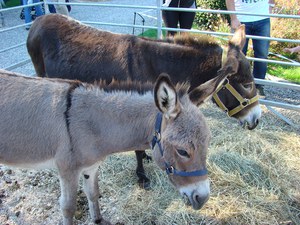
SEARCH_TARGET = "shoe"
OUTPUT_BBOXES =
[25,26,30,30]
[255,84,265,96]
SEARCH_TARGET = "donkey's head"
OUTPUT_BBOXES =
[152,66,238,209]
[213,25,261,130]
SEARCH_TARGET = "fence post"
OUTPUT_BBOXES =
[43,0,49,14]
[156,0,162,39]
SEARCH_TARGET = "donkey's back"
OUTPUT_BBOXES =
[27,14,148,82]
[27,14,222,85]
[0,70,70,167]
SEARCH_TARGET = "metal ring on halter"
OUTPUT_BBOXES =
[222,78,229,86]
[166,166,174,175]
[241,99,249,107]
[154,131,161,141]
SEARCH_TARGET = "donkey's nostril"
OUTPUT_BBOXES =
[196,195,208,206]
[192,193,209,210]
[248,119,259,130]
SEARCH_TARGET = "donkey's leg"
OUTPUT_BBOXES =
[59,171,80,225]
[135,150,151,190]
[82,166,111,225]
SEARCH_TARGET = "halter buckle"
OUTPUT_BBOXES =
[154,131,161,141]
[166,166,174,175]
[222,78,229,86]
[241,99,249,107]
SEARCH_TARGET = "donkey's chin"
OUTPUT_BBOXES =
[240,119,259,130]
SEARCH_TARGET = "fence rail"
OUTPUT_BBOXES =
[0,1,299,126]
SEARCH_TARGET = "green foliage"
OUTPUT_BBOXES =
[273,0,299,15]
[270,18,300,54]
[269,0,300,57]
[138,29,166,39]
[3,0,21,7]
[268,1,300,83]
[268,64,300,84]
[195,0,229,30]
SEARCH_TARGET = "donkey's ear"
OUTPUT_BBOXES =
[230,24,246,49]
[154,73,181,119]
[189,55,239,106]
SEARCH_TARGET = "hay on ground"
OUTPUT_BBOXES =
[0,102,299,225]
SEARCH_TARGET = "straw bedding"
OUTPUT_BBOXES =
[0,102,299,225]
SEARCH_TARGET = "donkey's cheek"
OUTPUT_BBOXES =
[152,147,166,170]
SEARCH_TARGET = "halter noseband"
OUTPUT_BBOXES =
[212,78,259,117]
[151,113,208,177]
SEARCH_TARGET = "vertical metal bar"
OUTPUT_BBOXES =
[43,0,49,14]
[0,12,4,27]
[156,0,162,39]
[133,12,136,35]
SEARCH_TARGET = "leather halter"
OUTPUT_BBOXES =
[151,113,208,177]
[212,78,259,117]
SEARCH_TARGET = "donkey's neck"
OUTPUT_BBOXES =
[139,38,223,85]
[70,87,157,160]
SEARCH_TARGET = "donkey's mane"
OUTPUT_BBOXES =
[92,79,154,95]
[0,70,190,97]
[57,15,219,52]
[140,34,220,50]
[86,79,190,97]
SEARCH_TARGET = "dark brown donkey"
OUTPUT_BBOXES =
[27,14,261,189]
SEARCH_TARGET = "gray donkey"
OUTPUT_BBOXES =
[0,57,237,224]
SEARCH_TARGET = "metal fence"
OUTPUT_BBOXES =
[0,0,299,126]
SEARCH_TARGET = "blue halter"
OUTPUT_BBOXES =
[151,113,208,177]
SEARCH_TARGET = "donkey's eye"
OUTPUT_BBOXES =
[242,83,252,89]
[177,149,190,158]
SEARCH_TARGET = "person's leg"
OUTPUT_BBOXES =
[22,0,32,27]
[66,0,71,12]
[178,11,195,31]
[252,18,270,80]
[33,0,43,17]
[178,1,195,33]
[241,22,253,55]
[48,4,56,13]
[162,0,180,36]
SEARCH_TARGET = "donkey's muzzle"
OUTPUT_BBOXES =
[247,119,259,130]
[241,118,259,130]
[190,191,209,210]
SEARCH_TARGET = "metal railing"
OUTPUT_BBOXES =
[0,1,299,127]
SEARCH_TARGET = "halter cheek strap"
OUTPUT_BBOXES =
[151,113,208,177]
[213,79,260,117]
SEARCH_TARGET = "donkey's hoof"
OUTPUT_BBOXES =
[95,218,112,225]
[138,177,151,190]
[142,152,152,162]
[144,155,152,162]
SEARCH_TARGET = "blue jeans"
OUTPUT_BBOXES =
[242,18,270,80]
[22,0,43,25]
[48,4,56,13]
